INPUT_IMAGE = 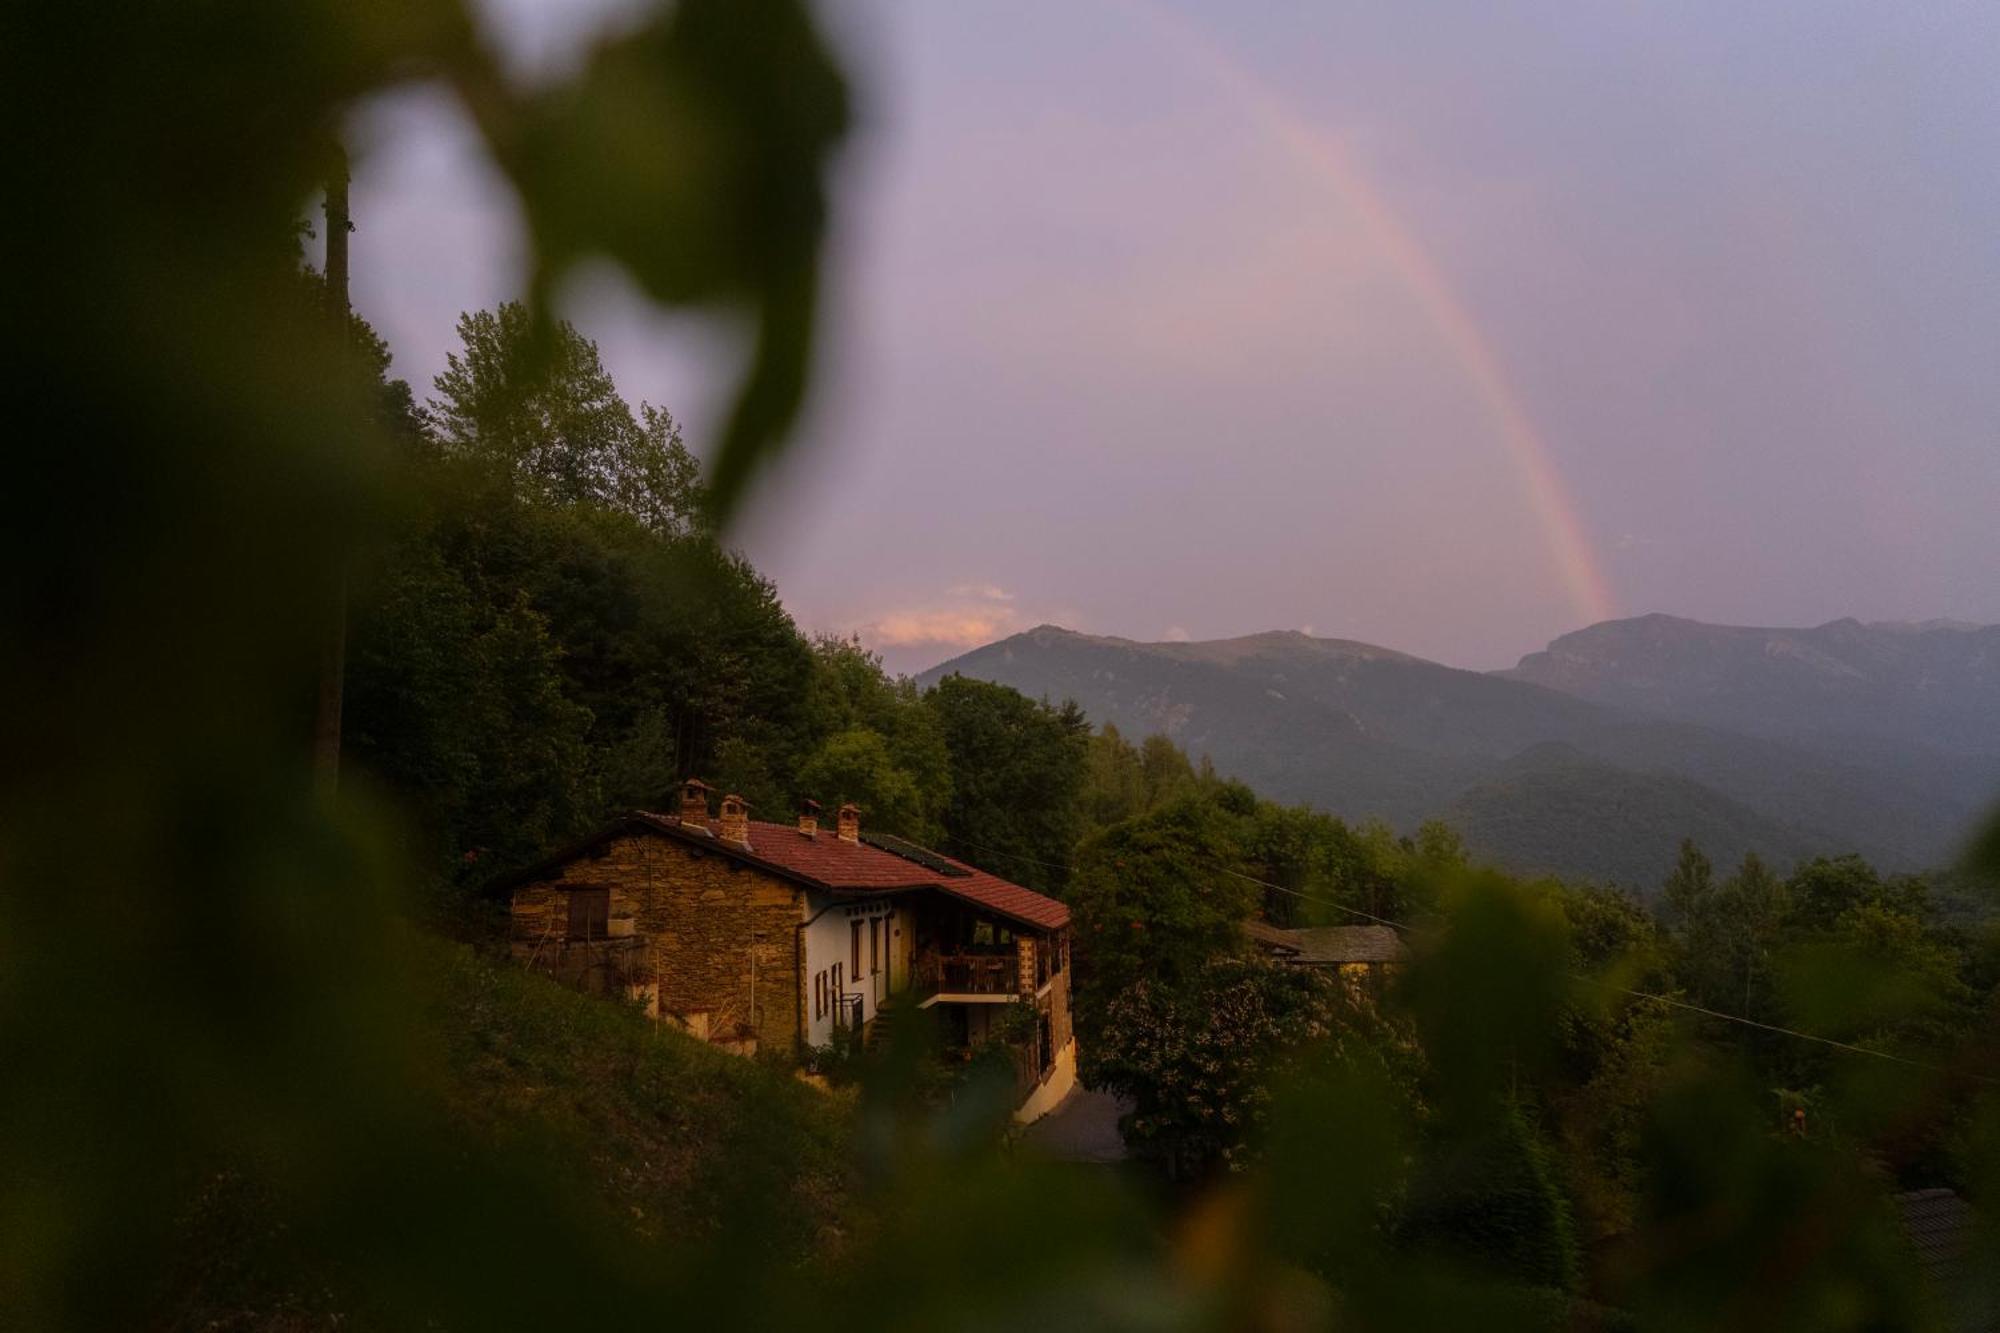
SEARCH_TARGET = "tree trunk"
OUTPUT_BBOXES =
[312,143,351,793]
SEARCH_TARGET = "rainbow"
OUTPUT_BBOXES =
[1116,0,1618,626]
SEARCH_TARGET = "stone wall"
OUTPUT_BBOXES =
[1045,939,1073,1055]
[509,830,804,1053]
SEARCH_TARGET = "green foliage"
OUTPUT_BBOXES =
[924,674,1090,891]
[797,728,931,840]
[1786,852,1890,931]
[799,635,951,839]
[348,508,614,872]
[0,0,849,1319]
[1398,1101,1580,1292]
[345,305,855,874]
[1080,724,1200,828]
[1660,837,1713,927]
[430,302,707,534]
[1612,1062,1935,1330]
[1677,852,1789,1020]
[1084,959,1376,1181]
[458,0,851,522]
[160,936,854,1325]
[1067,797,1259,1034]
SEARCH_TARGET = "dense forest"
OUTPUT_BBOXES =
[340,303,1096,891]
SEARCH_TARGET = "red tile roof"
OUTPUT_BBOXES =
[627,813,1070,931]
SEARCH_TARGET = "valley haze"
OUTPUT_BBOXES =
[920,613,2000,890]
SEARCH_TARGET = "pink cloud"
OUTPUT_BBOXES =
[861,607,1024,649]
[947,582,1017,603]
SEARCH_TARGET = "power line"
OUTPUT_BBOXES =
[1608,987,1984,1081]
[951,834,1995,1084]
[1218,865,1410,931]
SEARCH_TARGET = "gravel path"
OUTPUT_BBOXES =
[1021,1085,1130,1163]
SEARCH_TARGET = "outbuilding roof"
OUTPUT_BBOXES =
[496,810,1070,932]
[1244,920,1407,965]
[1893,1188,1982,1296]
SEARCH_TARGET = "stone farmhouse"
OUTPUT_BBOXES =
[492,780,1077,1120]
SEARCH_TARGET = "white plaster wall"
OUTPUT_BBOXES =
[801,892,901,1047]
[1013,1039,1078,1124]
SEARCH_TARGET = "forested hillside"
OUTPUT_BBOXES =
[1442,744,1828,886]
[924,625,1996,887]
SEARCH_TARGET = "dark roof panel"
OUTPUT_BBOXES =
[860,830,973,877]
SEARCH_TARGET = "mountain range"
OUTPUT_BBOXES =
[918,616,2000,891]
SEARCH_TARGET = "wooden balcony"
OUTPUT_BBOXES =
[915,951,1020,1003]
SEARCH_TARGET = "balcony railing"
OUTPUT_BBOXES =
[918,952,1019,997]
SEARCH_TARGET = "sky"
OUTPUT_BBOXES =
[344,0,2000,675]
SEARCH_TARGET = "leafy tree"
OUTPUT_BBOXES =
[1555,881,1664,976]
[1661,837,1714,928]
[1682,852,1789,1019]
[802,635,950,832]
[430,302,706,534]
[348,543,596,872]
[1085,958,1359,1182]
[1775,899,1976,1100]
[1534,882,1677,1242]
[1139,732,1198,810]
[923,674,1088,891]
[796,728,931,841]
[1411,817,1469,871]
[349,332,827,871]
[595,703,680,812]
[1065,796,1259,1038]
[1238,801,1400,928]
[1786,853,1885,933]
[1398,1100,1580,1292]
[1081,723,1147,828]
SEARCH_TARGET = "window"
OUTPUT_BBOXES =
[815,970,826,1020]
[869,918,879,974]
[851,920,862,974]
[566,887,609,940]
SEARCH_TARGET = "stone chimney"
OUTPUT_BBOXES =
[835,803,860,843]
[719,793,751,846]
[797,798,821,837]
[678,778,712,828]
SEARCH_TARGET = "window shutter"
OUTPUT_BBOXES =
[566,888,609,940]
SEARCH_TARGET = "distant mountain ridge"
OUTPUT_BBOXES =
[1501,613,2000,757]
[919,618,2000,890]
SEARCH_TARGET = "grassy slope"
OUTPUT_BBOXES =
[421,938,853,1246]
[165,935,856,1329]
